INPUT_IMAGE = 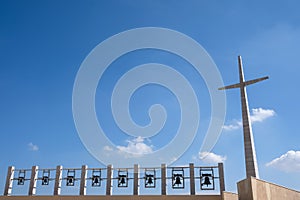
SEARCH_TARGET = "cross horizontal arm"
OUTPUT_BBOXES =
[218,83,241,90]
[244,76,269,87]
[218,76,269,90]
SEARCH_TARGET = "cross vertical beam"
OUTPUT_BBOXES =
[238,56,259,178]
[219,56,269,178]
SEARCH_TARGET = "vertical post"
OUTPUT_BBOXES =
[218,163,225,193]
[106,165,113,196]
[53,165,62,196]
[4,166,15,196]
[189,163,195,195]
[80,165,88,195]
[28,166,38,196]
[161,164,166,195]
[133,164,139,195]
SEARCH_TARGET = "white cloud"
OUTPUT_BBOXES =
[222,108,275,131]
[222,120,242,131]
[28,142,39,151]
[199,152,226,164]
[102,137,154,159]
[117,136,153,155]
[250,108,276,123]
[103,145,113,151]
[266,150,300,173]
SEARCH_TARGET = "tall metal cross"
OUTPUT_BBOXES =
[219,56,269,178]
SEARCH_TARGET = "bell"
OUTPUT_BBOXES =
[203,176,211,186]
[18,177,24,185]
[120,177,126,185]
[42,176,49,185]
[68,177,74,184]
[94,177,99,184]
[174,176,182,185]
[146,177,153,185]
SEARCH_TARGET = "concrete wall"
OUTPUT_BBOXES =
[0,195,222,200]
[238,177,300,200]
[222,192,238,200]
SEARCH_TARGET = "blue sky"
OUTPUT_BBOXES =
[1,0,300,195]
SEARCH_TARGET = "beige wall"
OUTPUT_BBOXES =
[222,192,238,200]
[238,177,300,200]
[0,195,222,200]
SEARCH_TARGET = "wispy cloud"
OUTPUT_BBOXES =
[103,136,154,158]
[28,142,39,151]
[117,136,153,155]
[199,152,226,164]
[266,150,300,173]
[103,145,113,152]
[222,108,275,131]
[222,120,242,131]
[251,108,276,123]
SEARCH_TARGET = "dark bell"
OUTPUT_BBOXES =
[203,176,211,186]
[120,177,126,185]
[94,177,99,184]
[18,178,24,185]
[146,177,153,185]
[174,176,181,185]
[68,177,73,184]
[42,176,49,185]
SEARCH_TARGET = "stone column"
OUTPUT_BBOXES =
[133,164,139,195]
[80,165,88,195]
[161,164,166,195]
[28,166,38,196]
[106,165,113,196]
[189,163,195,195]
[218,163,225,193]
[3,166,14,196]
[53,165,62,195]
